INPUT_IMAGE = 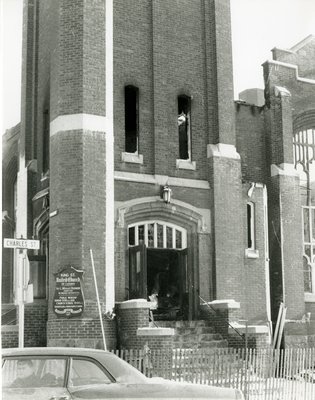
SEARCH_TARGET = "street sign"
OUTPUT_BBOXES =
[3,238,40,250]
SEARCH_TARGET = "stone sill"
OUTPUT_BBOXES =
[116,299,151,309]
[202,299,240,310]
[229,323,269,335]
[121,152,143,164]
[137,327,175,337]
[304,293,315,303]
[176,159,196,170]
[245,249,259,259]
[1,325,18,332]
[207,143,240,160]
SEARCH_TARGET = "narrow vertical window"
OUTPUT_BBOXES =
[43,109,50,173]
[125,85,139,153]
[178,95,191,160]
[247,202,255,249]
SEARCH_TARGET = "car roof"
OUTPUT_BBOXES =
[2,347,111,357]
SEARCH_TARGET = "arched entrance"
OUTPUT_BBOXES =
[128,220,190,320]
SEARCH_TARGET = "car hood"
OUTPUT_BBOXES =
[70,379,242,399]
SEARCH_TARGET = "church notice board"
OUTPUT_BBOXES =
[53,265,84,318]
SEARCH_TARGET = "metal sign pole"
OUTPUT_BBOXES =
[90,249,107,351]
[4,237,39,348]
[17,249,25,348]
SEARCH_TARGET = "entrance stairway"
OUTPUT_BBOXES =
[157,320,228,349]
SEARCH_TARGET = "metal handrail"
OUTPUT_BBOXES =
[199,296,245,341]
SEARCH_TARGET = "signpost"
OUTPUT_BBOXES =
[3,238,40,348]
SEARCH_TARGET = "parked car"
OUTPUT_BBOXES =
[2,347,244,399]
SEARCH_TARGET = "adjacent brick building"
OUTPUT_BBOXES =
[2,0,315,349]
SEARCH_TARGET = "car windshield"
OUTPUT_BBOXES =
[102,353,148,383]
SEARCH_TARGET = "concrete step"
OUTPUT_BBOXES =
[155,319,228,350]
[157,320,211,329]
[174,333,222,342]
[174,339,228,349]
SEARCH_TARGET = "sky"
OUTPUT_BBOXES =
[1,0,315,133]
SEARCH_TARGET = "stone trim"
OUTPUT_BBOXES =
[176,159,196,170]
[206,299,240,310]
[245,248,259,259]
[105,0,115,312]
[229,323,269,335]
[304,293,315,302]
[1,325,19,332]
[114,171,210,189]
[137,327,175,336]
[207,143,240,160]
[115,197,210,233]
[50,114,108,136]
[264,60,315,85]
[116,299,151,310]
[270,163,299,177]
[121,152,143,164]
[290,35,315,52]
[274,86,291,98]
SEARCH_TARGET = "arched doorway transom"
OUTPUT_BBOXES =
[128,220,187,250]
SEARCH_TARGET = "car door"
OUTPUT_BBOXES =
[2,356,72,400]
[67,356,155,400]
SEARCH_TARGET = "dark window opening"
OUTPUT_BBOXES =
[43,109,50,173]
[247,203,254,249]
[178,95,191,160]
[125,86,139,153]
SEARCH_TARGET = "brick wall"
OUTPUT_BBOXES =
[235,103,267,183]
[47,317,117,350]
[272,36,315,80]
[116,304,150,349]
[24,302,48,347]
[1,327,18,349]
[200,305,269,349]
[113,0,234,179]
[242,185,270,321]
[116,302,175,351]
[208,155,245,310]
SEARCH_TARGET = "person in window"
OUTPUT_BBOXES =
[40,371,59,386]
[178,111,189,160]
[11,360,38,388]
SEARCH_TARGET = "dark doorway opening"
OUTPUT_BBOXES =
[129,246,190,320]
[147,249,188,320]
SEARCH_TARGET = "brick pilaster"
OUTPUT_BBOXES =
[47,0,114,347]
[207,145,246,312]
[267,87,305,321]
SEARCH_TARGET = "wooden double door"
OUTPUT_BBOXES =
[129,245,196,320]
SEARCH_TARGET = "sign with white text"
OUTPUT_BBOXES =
[4,238,40,250]
[53,266,85,318]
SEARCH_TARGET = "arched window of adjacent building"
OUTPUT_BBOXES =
[247,202,255,250]
[29,192,49,300]
[43,109,50,173]
[293,127,315,294]
[178,95,191,160]
[125,85,139,153]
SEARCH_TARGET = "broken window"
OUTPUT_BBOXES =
[125,85,139,153]
[178,95,191,160]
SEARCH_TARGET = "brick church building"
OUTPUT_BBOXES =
[2,0,315,349]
